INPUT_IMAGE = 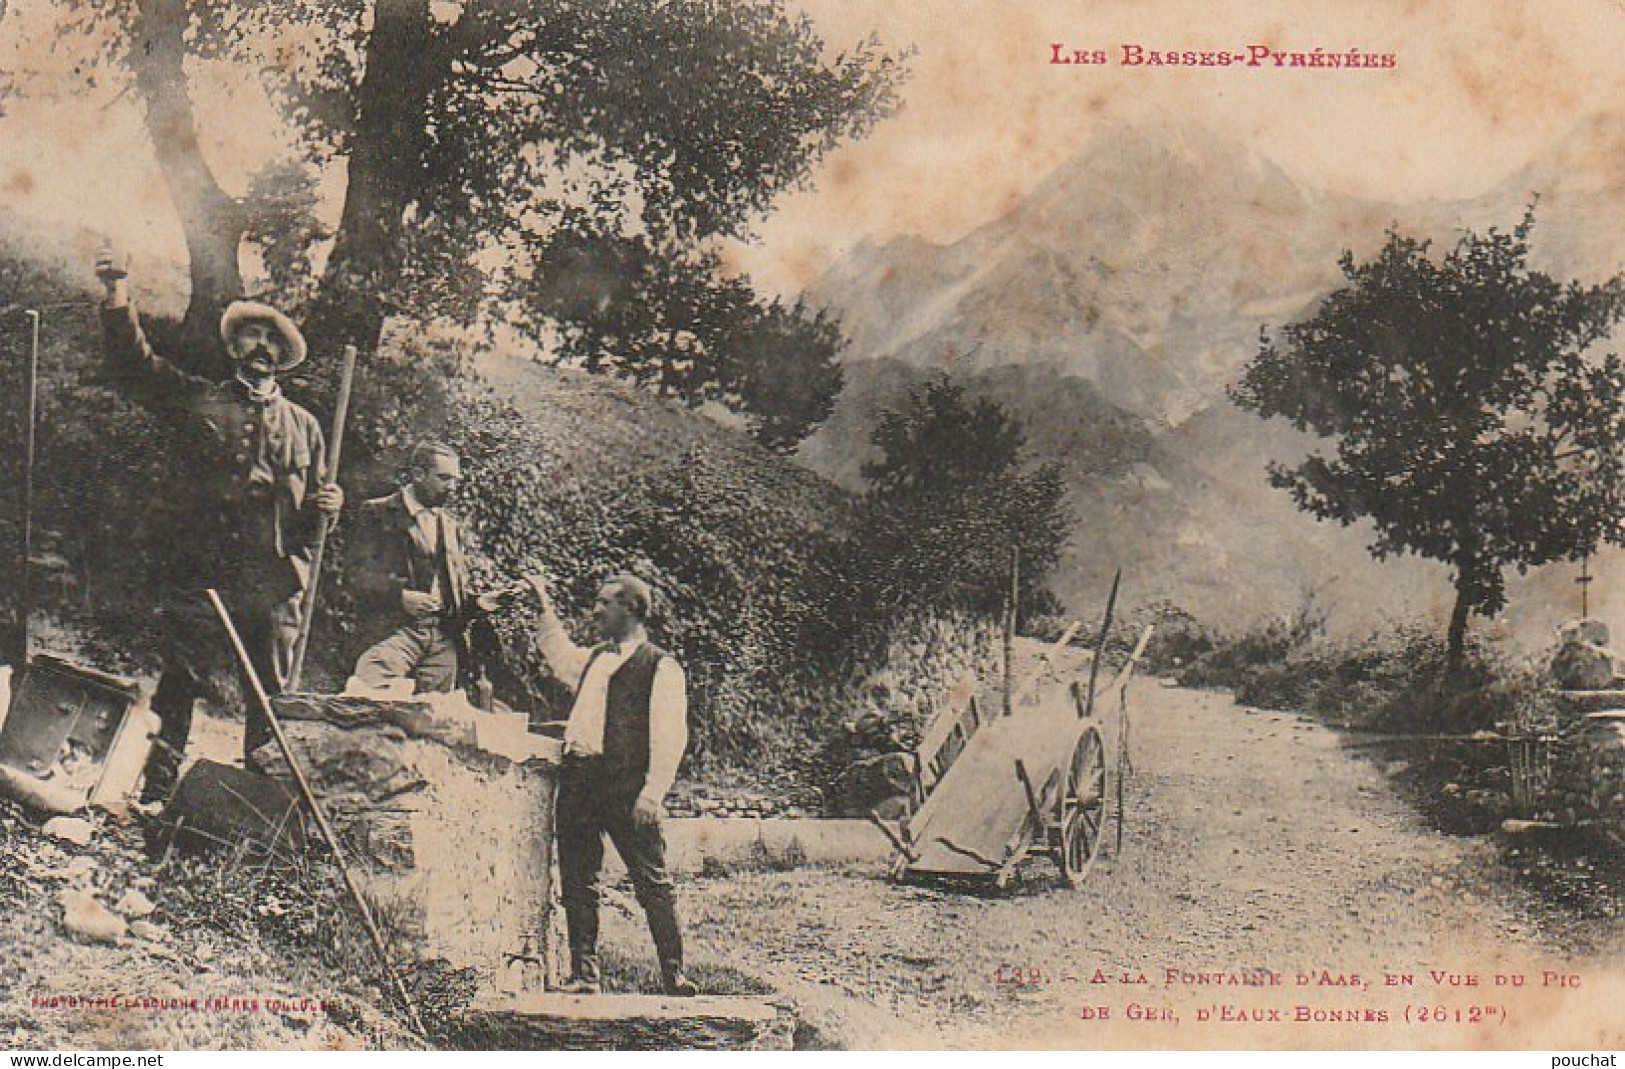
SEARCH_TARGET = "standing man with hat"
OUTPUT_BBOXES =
[95,248,343,803]
[526,572,698,996]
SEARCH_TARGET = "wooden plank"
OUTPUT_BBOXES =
[916,687,984,798]
[1105,625,1155,698]
[1012,621,1086,707]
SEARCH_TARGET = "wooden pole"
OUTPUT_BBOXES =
[1080,569,1121,721]
[208,589,425,1036]
[287,345,358,691]
[1002,546,1019,717]
[1578,555,1593,619]
[14,310,38,665]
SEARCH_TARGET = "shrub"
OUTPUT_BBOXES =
[1172,602,1559,736]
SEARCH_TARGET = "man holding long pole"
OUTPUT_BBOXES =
[94,249,343,803]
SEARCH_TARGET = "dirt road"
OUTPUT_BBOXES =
[8,678,1624,1049]
[600,681,1625,1049]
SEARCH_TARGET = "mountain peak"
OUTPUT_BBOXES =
[1503,110,1625,197]
[1020,116,1307,223]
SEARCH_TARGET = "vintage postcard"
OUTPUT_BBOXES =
[0,0,1623,1053]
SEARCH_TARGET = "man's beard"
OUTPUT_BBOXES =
[239,347,277,375]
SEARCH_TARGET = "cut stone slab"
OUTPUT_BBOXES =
[254,696,564,981]
[448,992,792,1051]
[129,920,168,943]
[61,857,99,883]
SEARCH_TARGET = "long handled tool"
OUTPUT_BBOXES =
[286,344,358,692]
[1078,568,1121,722]
[208,588,425,1036]
[10,309,39,667]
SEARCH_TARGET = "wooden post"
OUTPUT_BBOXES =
[1080,569,1122,721]
[1002,546,1019,718]
[11,310,39,666]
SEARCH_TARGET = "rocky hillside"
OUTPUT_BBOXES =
[805,114,1625,642]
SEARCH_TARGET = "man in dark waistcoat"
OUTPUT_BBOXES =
[529,572,697,996]
[95,250,343,803]
[346,440,471,695]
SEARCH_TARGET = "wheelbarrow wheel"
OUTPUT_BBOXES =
[1058,725,1107,888]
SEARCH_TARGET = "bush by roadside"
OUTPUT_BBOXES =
[1142,596,1563,736]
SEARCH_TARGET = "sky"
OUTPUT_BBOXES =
[726,0,1625,293]
[2,0,1625,299]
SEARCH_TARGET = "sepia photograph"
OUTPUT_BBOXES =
[0,0,1623,1053]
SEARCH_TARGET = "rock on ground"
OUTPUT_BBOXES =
[114,888,156,919]
[58,890,126,944]
[43,817,94,847]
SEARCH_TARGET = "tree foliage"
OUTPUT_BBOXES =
[1232,209,1625,666]
[528,216,844,450]
[13,0,904,448]
[850,374,1072,626]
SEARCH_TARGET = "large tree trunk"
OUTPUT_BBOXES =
[130,0,245,376]
[309,0,448,360]
[1446,577,1473,678]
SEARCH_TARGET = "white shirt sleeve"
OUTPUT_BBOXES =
[639,657,689,806]
[532,604,592,691]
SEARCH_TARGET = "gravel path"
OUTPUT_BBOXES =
[597,681,1625,1048]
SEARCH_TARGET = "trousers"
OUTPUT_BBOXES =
[139,586,299,804]
[350,620,460,695]
[555,758,684,984]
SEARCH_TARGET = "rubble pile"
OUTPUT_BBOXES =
[0,798,159,946]
[1579,717,1625,845]
[0,793,401,1051]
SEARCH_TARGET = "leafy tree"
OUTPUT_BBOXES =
[9,0,901,443]
[851,374,1071,628]
[1232,209,1625,671]
[528,214,845,450]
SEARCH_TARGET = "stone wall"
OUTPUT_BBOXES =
[257,696,562,985]
[1571,706,1625,845]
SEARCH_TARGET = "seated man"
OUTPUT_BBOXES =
[525,572,697,996]
[347,441,475,696]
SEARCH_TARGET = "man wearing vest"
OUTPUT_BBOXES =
[347,441,472,695]
[529,573,697,997]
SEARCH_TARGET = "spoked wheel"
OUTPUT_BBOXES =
[1057,725,1108,888]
